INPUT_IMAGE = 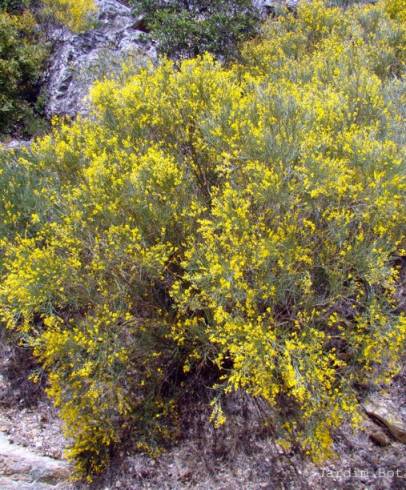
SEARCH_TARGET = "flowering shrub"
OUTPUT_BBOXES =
[384,0,406,22]
[41,0,97,33]
[0,0,405,479]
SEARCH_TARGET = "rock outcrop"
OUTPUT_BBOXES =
[364,394,406,444]
[0,432,70,490]
[45,0,155,117]
[254,0,299,14]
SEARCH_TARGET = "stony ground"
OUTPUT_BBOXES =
[93,368,406,490]
[0,238,404,490]
[0,371,71,489]
[1,359,405,489]
[0,432,71,490]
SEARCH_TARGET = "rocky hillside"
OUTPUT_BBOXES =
[41,0,296,118]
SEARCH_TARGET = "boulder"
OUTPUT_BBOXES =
[254,0,299,14]
[364,394,406,444]
[44,0,156,117]
[0,432,70,489]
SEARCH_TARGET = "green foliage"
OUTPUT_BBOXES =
[0,10,47,135]
[0,0,405,479]
[132,0,260,58]
[0,0,29,12]
[0,150,45,246]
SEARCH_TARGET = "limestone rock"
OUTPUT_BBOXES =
[0,140,31,151]
[0,432,71,489]
[254,0,299,14]
[44,0,156,117]
[364,395,406,444]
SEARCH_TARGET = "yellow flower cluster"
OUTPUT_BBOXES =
[42,0,97,33]
[0,0,405,478]
[384,0,406,22]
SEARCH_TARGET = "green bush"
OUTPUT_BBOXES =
[0,10,47,135]
[132,0,260,58]
[0,0,29,12]
[0,0,405,479]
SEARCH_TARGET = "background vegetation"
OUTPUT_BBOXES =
[0,0,29,12]
[132,0,261,58]
[0,0,405,481]
[0,0,97,138]
[0,6,47,136]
